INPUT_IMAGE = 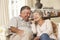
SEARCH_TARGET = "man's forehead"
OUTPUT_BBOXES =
[22,9,31,11]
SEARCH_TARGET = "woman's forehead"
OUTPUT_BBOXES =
[33,12,40,14]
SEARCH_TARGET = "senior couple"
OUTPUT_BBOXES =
[9,6,56,40]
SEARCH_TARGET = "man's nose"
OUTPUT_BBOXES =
[27,14,30,17]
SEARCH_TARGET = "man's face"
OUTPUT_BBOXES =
[21,9,31,21]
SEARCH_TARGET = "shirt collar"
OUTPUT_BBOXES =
[18,15,29,22]
[18,16,24,21]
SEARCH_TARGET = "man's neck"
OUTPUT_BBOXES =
[19,15,29,22]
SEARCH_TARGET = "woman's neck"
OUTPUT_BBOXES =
[37,19,44,25]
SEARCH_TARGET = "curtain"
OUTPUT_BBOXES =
[0,0,26,26]
[0,0,9,26]
[9,0,26,19]
[0,0,35,26]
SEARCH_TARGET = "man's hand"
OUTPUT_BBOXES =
[10,26,24,36]
[17,30,24,36]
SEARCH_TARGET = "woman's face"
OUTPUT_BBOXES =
[33,12,42,21]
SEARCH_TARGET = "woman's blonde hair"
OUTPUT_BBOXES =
[33,9,43,18]
[33,9,44,25]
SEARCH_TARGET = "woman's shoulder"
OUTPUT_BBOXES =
[45,19,51,22]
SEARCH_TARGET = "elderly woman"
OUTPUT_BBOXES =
[31,10,56,40]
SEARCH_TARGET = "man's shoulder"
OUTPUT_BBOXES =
[11,17,18,20]
[10,16,22,21]
[12,16,22,19]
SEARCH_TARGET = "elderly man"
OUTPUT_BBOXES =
[9,6,33,40]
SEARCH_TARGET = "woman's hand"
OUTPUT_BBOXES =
[34,36,40,40]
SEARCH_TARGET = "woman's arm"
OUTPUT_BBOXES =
[43,20,53,35]
[31,22,37,34]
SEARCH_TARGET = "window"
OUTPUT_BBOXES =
[9,0,26,19]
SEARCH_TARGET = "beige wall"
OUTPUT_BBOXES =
[0,0,9,26]
[26,0,60,23]
[27,0,60,9]
[41,0,60,23]
[51,17,60,23]
[26,0,36,8]
[41,0,60,9]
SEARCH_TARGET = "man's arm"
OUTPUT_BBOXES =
[9,17,24,35]
[9,26,24,35]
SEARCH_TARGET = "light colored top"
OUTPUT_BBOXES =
[8,16,33,40]
[9,16,32,34]
[31,19,56,39]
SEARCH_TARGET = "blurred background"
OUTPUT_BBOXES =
[0,0,60,40]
